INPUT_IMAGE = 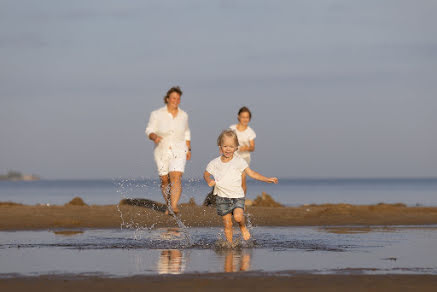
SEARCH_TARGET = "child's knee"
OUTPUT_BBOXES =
[234,213,244,223]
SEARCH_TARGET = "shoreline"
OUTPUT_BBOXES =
[2,202,437,230]
[2,273,437,292]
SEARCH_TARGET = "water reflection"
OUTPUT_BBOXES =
[157,250,185,274]
[157,228,186,274]
[216,249,252,272]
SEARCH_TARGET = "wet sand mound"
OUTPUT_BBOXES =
[119,198,166,212]
[0,202,23,206]
[251,192,283,207]
[65,197,87,206]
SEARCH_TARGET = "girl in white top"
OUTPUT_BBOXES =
[145,86,191,215]
[229,106,256,194]
[204,129,278,244]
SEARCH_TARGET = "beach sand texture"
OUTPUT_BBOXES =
[2,274,437,292]
[1,201,437,230]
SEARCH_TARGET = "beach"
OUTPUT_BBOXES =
[1,202,437,230]
[3,201,437,291]
[2,274,437,292]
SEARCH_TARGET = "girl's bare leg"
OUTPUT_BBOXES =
[222,214,233,243]
[234,208,250,241]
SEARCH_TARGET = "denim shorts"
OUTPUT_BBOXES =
[216,196,245,216]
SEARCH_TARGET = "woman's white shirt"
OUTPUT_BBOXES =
[146,106,191,152]
[206,155,248,198]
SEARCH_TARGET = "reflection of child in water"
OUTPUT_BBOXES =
[224,250,251,272]
[204,129,278,244]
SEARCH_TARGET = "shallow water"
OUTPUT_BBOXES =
[1,178,437,207]
[1,226,437,277]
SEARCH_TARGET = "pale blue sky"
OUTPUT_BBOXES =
[1,0,436,179]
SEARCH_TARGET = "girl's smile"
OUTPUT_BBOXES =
[220,136,238,161]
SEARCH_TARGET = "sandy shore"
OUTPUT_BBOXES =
[1,273,437,292]
[1,202,437,230]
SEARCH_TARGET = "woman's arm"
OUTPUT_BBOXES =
[203,171,216,187]
[186,140,191,160]
[245,167,278,184]
[145,111,162,144]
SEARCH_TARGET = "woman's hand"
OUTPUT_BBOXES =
[149,133,162,145]
[186,150,191,160]
[153,136,162,145]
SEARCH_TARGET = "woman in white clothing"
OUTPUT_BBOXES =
[229,106,256,194]
[145,86,191,214]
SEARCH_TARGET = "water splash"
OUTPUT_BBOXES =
[114,177,193,246]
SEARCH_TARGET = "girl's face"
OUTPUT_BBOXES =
[167,92,181,109]
[238,111,251,126]
[220,136,238,159]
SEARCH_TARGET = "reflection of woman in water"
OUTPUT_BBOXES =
[157,228,185,274]
[158,249,185,274]
[145,86,191,215]
[229,107,256,194]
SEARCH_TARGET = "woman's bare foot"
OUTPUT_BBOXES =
[171,204,180,214]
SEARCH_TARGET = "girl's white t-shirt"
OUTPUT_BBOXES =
[206,155,249,198]
[229,125,256,163]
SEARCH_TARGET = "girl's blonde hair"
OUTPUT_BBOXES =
[217,129,239,147]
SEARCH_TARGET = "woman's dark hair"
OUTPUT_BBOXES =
[164,86,183,104]
[238,106,252,119]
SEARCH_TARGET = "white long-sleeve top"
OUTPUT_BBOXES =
[145,106,191,151]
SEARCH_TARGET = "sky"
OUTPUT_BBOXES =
[1,0,436,179]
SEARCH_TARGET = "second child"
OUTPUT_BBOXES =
[204,129,278,244]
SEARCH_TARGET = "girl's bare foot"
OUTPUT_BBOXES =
[241,227,251,241]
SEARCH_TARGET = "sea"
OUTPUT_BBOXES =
[0,178,436,207]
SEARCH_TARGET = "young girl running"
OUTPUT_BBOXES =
[229,106,256,194]
[204,129,278,244]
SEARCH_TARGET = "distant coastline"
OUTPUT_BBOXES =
[0,171,40,181]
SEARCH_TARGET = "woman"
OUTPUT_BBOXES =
[145,86,191,214]
[229,106,256,194]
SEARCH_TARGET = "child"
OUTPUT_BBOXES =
[229,106,256,195]
[204,129,278,244]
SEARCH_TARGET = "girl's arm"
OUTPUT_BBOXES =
[239,140,255,152]
[203,171,216,187]
[245,167,278,184]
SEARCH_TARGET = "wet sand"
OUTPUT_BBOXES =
[1,273,437,292]
[1,202,437,230]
